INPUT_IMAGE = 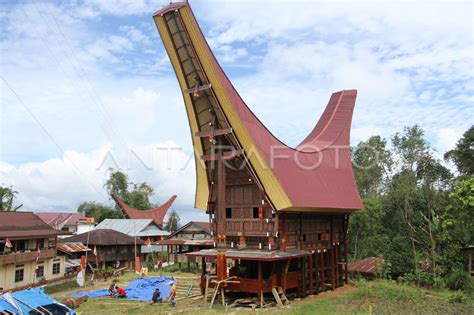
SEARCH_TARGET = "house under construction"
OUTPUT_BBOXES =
[153,1,363,303]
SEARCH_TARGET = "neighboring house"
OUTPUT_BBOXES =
[94,219,169,254]
[59,229,144,270]
[35,212,91,235]
[347,256,384,279]
[0,212,68,291]
[157,221,213,267]
[57,242,90,275]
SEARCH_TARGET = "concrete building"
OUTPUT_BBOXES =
[0,212,67,291]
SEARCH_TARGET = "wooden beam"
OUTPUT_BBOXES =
[309,254,314,295]
[330,217,335,290]
[195,128,232,138]
[201,149,244,161]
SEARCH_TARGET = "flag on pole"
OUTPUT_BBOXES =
[5,238,12,248]
[145,238,152,248]
[86,217,95,224]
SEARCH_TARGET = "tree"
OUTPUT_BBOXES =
[105,169,129,200]
[444,126,474,177]
[77,201,123,223]
[104,169,154,210]
[0,185,22,211]
[164,210,180,233]
[352,136,393,197]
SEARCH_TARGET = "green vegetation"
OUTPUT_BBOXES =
[77,169,158,222]
[54,272,473,314]
[164,209,181,233]
[280,280,474,315]
[0,185,22,211]
[348,125,473,290]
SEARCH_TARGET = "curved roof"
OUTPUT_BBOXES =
[111,193,176,226]
[153,2,363,212]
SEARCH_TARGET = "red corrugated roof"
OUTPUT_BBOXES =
[347,256,383,276]
[111,193,176,226]
[57,242,91,253]
[36,212,87,227]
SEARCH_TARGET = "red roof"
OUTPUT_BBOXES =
[153,3,363,212]
[57,242,91,254]
[0,212,66,239]
[111,193,177,226]
[347,256,384,277]
[35,212,87,228]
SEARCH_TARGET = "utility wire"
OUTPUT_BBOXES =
[17,0,129,151]
[1,76,108,200]
[36,0,130,150]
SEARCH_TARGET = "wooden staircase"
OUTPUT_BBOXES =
[272,286,289,308]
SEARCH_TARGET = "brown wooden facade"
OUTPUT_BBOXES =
[153,1,360,301]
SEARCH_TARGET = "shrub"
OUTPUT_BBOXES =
[444,267,470,291]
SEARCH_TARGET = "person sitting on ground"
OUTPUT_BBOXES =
[115,285,127,298]
[108,283,116,297]
[169,281,176,307]
[150,288,162,305]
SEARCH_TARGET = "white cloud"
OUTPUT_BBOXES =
[0,142,206,222]
[0,0,472,221]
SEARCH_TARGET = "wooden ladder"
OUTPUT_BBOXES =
[272,286,289,308]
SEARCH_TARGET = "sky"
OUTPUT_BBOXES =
[0,0,473,224]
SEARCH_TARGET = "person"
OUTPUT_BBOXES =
[108,283,116,297]
[150,288,162,305]
[168,281,176,307]
[115,285,127,298]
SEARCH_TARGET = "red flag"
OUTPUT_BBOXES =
[145,238,152,248]
[86,217,95,223]
[5,239,12,248]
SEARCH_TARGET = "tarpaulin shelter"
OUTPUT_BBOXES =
[72,276,176,302]
[0,287,75,315]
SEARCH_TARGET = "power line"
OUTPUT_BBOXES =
[1,76,108,200]
[16,0,130,150]
[36,0,130,150]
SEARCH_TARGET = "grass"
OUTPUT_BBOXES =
[53,272,474,314]
[279,280,474,315]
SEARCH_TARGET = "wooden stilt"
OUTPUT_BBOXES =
[220,288,225,306]
[309,254,314,294]
[320,252,325,291]
[330,217,335,290]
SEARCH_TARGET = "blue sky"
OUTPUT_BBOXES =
[1,0,473,223]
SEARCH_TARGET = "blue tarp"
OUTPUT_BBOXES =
[0,296,17,313]
[1,287,76,315]
[72,276,176,302]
